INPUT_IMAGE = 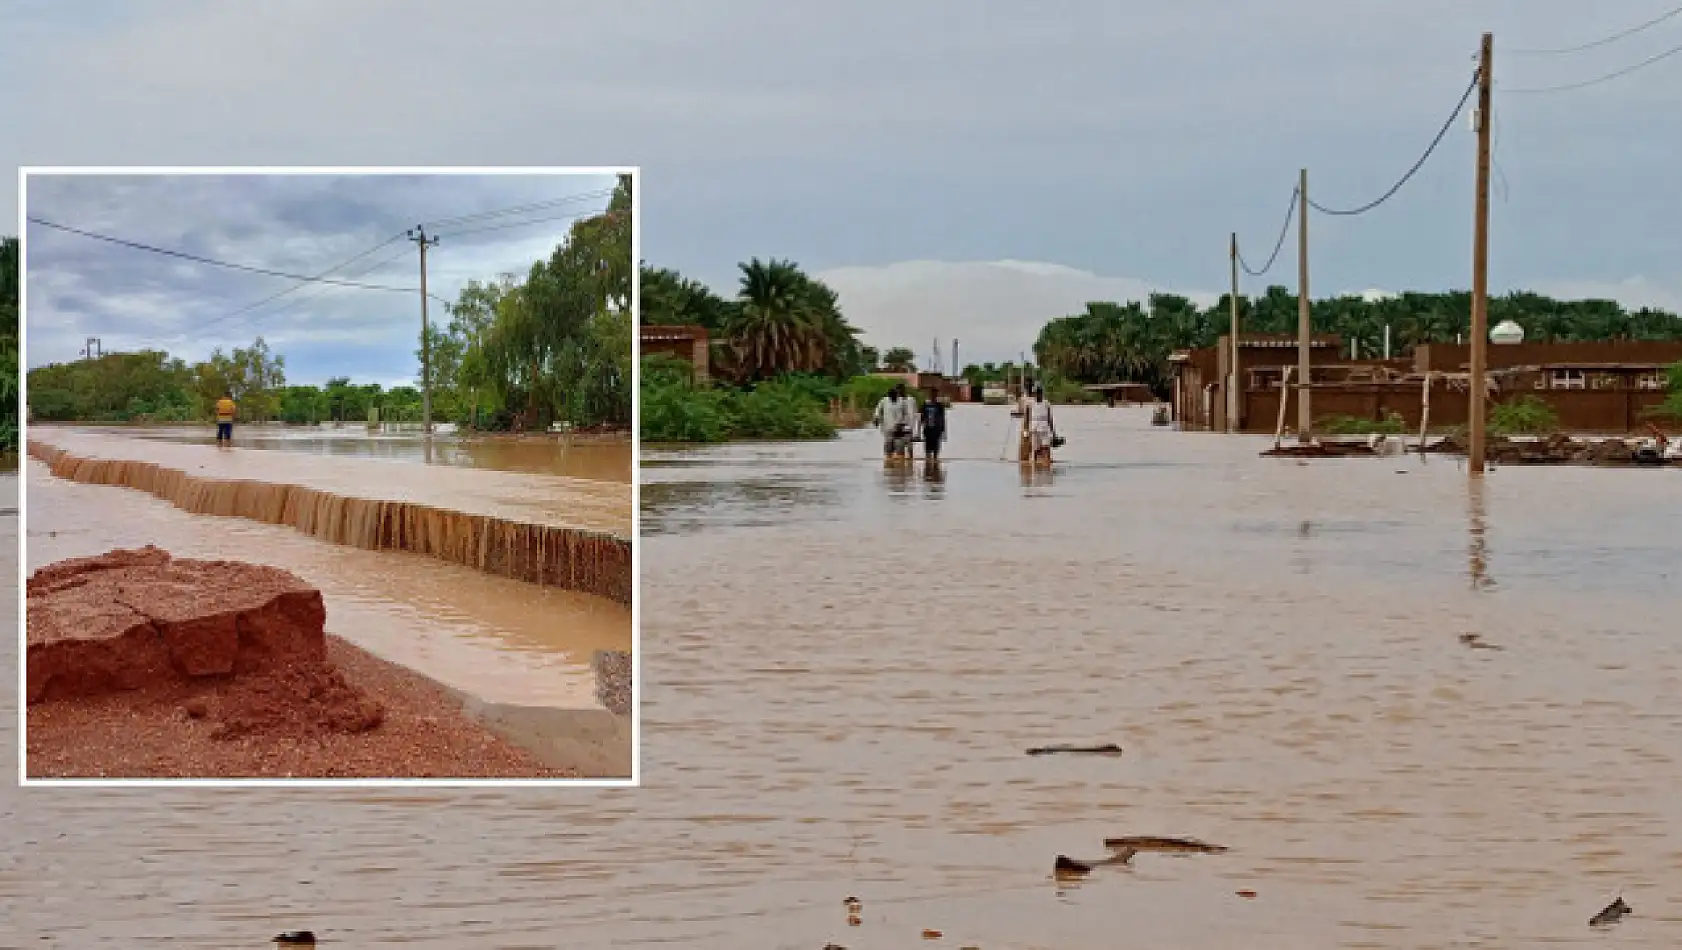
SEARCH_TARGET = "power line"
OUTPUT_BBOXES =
[1503,38,1682,93]
[214,190,611,324]
[434,204,619,240]
[420,187,614,230]
[196,241,418,337]
[1508,4,1682,54]
[1306,69,1479,216]
[215,231,410,324]
[26,216,420,294]
[1236,185,1299,278]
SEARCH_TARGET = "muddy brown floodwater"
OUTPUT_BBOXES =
[8,406,1682,947]
[113,421,633,482]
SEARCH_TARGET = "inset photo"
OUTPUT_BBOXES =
[19,167,636,785]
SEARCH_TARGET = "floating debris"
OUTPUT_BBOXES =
[1101,836,1228,854]
[1590,896,1631,928]
[1459,633,1504,651]
[921,929,943,940]
[1236,890,1258,899]
[273,933,316,946]
[1025,743,1123,757]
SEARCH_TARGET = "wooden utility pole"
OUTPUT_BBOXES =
[1468,32,1494,474]
[1296,168,1312,442]
[1228,232,1241,433]
[409,226,440,436]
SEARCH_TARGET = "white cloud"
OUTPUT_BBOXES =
[817,259,1219,367]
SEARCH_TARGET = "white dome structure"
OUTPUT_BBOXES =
[1490,319,1525,345]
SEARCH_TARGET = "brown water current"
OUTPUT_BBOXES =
[29,428,631,604]
[106,422,633,483]
[22,462,628,709]
[7,405,1682,947]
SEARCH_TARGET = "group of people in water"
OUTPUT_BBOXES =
[872,381,1059,468]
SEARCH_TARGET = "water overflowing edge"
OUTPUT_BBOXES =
[28,440,632,605]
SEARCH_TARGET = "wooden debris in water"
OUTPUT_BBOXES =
[1459,633,1504,651]
[1025,743,1122,756]
[1590,896,1631,928]
[1101,836,1228,854]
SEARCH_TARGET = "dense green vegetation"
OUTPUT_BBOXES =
[2,236,17,461]
[1647,361,1682,423]
[1033,288,1682,397]
[25,176,633,431]
[1487,395,1562,436]
[640,258,917,441]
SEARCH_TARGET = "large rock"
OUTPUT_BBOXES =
[27,546,327,704]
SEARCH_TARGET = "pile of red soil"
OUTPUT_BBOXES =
[26,547,571,778]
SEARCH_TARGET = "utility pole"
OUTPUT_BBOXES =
[1469,32,1494,475]
[952,339,959,379]
[1228,232,1241,433]
[1296,168,1312,442]
[408,226,440,436]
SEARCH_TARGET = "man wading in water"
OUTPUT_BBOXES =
[920,387,947,468]
[214,390,237,446]
[1026,384,1058,467]
[873,383,916,463]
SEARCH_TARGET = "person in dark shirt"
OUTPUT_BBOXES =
[919,388,948,465]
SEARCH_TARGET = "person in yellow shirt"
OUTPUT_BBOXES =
[214,390,236,446]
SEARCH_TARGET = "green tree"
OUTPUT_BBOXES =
[880,347,917,372]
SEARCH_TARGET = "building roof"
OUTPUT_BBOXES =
[640,324,709,341]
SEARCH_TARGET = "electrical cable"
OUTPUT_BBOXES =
[215,231,410,324]
[1306,70,1479,216]
[1507,4,1682,55]
[435,204,619,240]
[420,187,614,229]
[194,241,419,337]
[1236,185,1299,278]
[1503,38,1682,93]
[25,216,420,293]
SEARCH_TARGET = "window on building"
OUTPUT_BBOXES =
[1548,369,1585,390]
[1637,373,1666,391]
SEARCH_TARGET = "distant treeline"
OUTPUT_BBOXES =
[25,341,442,425]
[1031,288,1682,397]
[24,175,633,431]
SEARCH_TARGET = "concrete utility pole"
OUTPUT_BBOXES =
[1468,32,1494,475]
[1296,168,1312,442]
[1229,232,1241,433]
[952,339,959,379]
[408,226,440,436]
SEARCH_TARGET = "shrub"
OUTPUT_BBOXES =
[1488,395,1560,435]
[1317,411,1407,435]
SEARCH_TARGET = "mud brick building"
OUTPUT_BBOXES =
[1170,336,1682,435]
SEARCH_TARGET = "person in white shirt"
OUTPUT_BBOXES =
[872,384,917,460]
[1026,384,1058,466]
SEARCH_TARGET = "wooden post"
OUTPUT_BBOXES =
[1297,168,1312,443]
[1229,232,1241,433]
[1274,365,1294,449]
[1418,371,1433,452]
[1468,32,1494,474]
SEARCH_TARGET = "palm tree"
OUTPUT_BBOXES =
[729,258,827,380]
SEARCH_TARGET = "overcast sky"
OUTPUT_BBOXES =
[24,173,615,385]
[5,0,1680,367]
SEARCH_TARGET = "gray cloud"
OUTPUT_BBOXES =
[22,172,617,384]
[4,0,1680,367]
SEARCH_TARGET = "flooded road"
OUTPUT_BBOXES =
[31,427,631,538]
[24,461,628,708]
[64,422,632,483]
[9,405,1682,947]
